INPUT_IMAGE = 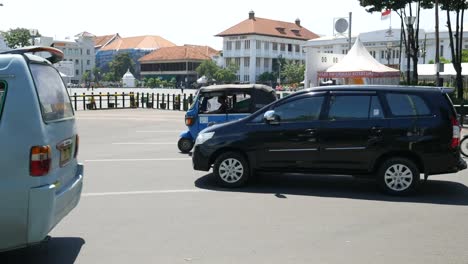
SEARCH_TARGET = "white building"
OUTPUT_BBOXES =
[216,11,319,84]
[36,32,95,84]
[303,27,468,87]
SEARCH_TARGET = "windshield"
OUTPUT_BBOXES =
[30,63,74,122]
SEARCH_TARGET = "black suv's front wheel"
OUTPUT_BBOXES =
[213,152,250,188]
[378,158,420,195]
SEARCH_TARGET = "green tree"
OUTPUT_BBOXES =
[169,77,177,88]
[439,0,468,99]
[2,28,35,48]
[92,67,101,83]
[196,60,220,82]
[281,61,305,85]
[358,0,434,84]
[146,78,156,88]
[81,71,91,87]
[462,50,468,63]
[109,53,135,82]
[214,63,238,84]
[257,72,276,84]
[103,72,115,82]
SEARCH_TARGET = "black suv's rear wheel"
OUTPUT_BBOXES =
[378,158,419,195]
[213,152,249,187]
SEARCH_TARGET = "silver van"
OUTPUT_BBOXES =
[0,47,83,251]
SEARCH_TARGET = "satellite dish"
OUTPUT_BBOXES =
[335,18,349,34]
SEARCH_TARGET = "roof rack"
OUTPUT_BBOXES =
[0,46,64,64]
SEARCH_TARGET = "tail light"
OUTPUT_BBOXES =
[30,146,51,177]
[185,116,194,126]
[74,134,79,158]
[451,116,461,149]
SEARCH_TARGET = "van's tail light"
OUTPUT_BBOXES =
[30,146,51,177]
[451,116,461,149]
[74,134,79,158]
[185,116,194,126]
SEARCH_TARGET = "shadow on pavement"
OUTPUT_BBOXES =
[0,237,85,264]
[195,173,468,206]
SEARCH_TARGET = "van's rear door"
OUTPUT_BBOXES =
[30,63,78,189]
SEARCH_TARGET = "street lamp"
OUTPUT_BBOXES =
[386,42,393,66]
[404,16,416,85]
[277,54,282,86]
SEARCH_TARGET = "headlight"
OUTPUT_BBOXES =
[195,132,215,145]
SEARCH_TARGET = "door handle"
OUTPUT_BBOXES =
[305,129,316,135]
[371,126,383,134]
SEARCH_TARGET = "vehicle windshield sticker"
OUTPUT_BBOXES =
[373,109,380,116]
[200,116,208,124]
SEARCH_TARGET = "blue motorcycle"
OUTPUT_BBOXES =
[178,84,277,153]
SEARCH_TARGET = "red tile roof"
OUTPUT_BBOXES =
[216,16,319,40]
[94,34,121,48]
[139,45,219,62]
[100,35,176,51]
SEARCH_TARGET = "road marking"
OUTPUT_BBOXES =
[83,189,209,197]
[112,142,175,145]
[136,130,181,133]
[85,158,191,162]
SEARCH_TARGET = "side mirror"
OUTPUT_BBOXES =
[263,110,280,125]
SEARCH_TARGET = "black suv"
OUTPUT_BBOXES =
[192,85,467,195]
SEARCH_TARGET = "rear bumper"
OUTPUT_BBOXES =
[27,163,84,244]
[425,153,467,175]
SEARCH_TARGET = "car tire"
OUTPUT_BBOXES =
[178,138,193,153]
[213,152,249,188]
[378,158,420,195]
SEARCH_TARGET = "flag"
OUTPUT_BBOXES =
[381,9,391,20]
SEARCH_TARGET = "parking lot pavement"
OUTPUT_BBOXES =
[1,109,468,264]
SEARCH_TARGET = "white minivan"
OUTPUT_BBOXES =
[0,47,83,251]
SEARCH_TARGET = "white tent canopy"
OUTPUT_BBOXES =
[318,38,400,79]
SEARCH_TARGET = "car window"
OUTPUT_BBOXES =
[328,95,371,120]
[0,81,6,119]
[370,96,384,119]
[385,93,431,117]
[228,93,251,113]
[274,96,324,122]
[31,64,74,122]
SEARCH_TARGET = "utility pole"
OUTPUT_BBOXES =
[435,0,441,86]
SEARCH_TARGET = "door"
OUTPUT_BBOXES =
[251,93,326,170]
[319,92,388,171]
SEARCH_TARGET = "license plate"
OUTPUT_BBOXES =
[57,138,73,167]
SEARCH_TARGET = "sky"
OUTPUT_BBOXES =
[0,0,449,50]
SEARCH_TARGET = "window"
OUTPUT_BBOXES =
[256,58,261,68]
[385,93,431,116]
[226,41,232,50]
[264,58,269,68]
[280,43,286,51]
[243,75,250,83]
[87,60,90,65]
[288,44,292,52]
[295,45,300,53]
[440,45,444,57]
[256,40,261,50]
[75,59,79,65]
[244,40,250,49]
[0,81,7,118]
[235,58,241,67]
[264,42,270,51]
[235,41,241,50]
[87,49,90,55]
[370,96,384,119]
[75,69,79,75]
[30,64,74,122]
[381,50,385,59]
[244,58,250,68]
[274,96,325,122]
[328,95,371,120]
[273,42,278,51]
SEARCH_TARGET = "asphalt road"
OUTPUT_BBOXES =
[1,109,468,264]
